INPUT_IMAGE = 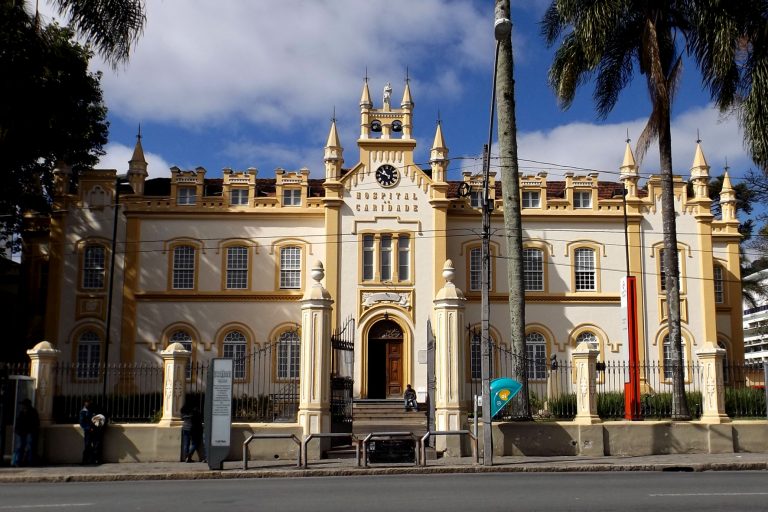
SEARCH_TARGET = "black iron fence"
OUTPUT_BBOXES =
[51,362,163,423]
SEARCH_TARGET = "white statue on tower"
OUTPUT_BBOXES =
[383,82,392,107]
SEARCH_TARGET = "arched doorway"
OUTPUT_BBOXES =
[367,319,404,399]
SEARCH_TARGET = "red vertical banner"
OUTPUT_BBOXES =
[621,276,641,420]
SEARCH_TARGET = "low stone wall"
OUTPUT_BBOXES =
[40,423,302,464]
[489,421,768,457]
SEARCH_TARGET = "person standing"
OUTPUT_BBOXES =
[12,398,39,467]
[181,404,205,462]
[79,399,95,464]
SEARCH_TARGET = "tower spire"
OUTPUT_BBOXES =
[690,137,711,199]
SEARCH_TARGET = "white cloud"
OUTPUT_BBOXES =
[86,0,489,128]
[514,104,752,181]
[97,143,172,179]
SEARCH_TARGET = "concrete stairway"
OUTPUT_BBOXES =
[351,399,428,436]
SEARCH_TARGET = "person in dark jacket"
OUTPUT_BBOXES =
[403,384,418,412]
[79,399,97,464]
[181,404,205,462]
[12,398,39,467]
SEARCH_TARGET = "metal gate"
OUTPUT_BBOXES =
[330,316,355,439]
[426,320,436,445]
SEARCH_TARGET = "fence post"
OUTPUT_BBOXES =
[433,260,468,455]
[297,261,333,457]
[572,342,600,424]
[158,342,190,426]
[26,341,60,425]
[696,345,729,423]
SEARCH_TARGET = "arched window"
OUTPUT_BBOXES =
[575,331,598,350]
[76,331,101,379]
[277,330,300,380]
[718,340,729,383]
[470,331,482,380]
[662,335,687,380]
[223,330,247,380]
[170,330,193,379]
[525,332,547,380]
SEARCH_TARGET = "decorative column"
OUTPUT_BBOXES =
[158,342,190,427]
[433,260,467,454]
[297,261,334,453]
[572,342,600,424]
[697,346,729,423]
[27,341,60,425]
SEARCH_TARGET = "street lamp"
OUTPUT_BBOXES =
[480,15,512,467]
[102,174,132,400]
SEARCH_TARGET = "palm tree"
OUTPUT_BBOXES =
[13,0,147,68]
[541,0,692,419]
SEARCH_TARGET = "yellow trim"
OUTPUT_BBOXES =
[214,323,255,383]
[463,242,499,293]
[654,327,695,384]
[135,292,302,302]
[568,242,602,292]
[650,241,690,295]
[360,312,412,399]
[357,230,414,285]
[269,324,301,383]
[120,217,141,363]
[75,238,111,293]
[464,324,503,383]
[523,325,553,381]
[70,324,106,383]
[522,240,553,294]
[273,241,307,291]
[160,322,201,354]
[75,295,105,321]
[569,324,607,384]
[323,192,341,327]
[219,241,254,291]
[658,296,689,323]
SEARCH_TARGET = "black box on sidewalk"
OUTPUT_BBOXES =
[367,439,416,463]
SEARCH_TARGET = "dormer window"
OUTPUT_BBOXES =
[177,186,196,205]
[283,189,301,206]
[522,191,540,208]
[230,188,248,206]
[470,190,482,208]
[574,190,591,208]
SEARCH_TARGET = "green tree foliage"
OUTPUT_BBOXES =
[0,3,108,253]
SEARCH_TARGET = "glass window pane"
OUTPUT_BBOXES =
[525,332,547,380]
[223,331,247,380]
[363,235,374,281]
[278,330,300,379]
[380,235,392,281]
[470,332,481,380]
[280,247,301,289]
[77,331,101,379]
[83,245,106,289]
[172,246,195,289]
[469,248,482,291]
[714,266,724,303]
[574,248,595,291]
[226,246,249,289]
[523,248,543,291]
[398,235,410,281]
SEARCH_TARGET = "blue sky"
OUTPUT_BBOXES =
[42,1,755,189]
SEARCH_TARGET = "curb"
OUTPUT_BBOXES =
[1,461,765,483]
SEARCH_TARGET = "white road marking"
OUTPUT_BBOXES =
[650,493,768,497]
[0,504,94,509]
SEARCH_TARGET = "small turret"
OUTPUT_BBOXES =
[401,79,414,110]
[324,118,344,181]
[690,140,710,200]
[127,126,148,195]
[619,139,639,197]
[359,78,372,110]
[719,170,737,221]
[430,121,448,183]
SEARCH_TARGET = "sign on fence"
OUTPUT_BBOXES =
[205,358,233,470]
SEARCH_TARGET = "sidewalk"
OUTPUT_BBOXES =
[1,453,766,483]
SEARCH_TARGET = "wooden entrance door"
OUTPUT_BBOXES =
[367,319,404,399]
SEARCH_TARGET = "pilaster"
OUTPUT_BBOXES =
[159,342,190,427]
[572,342,601,424]
[27,341,61,425]
[697,346,730,423]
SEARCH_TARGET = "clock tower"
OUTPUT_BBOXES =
[358,78,417,187]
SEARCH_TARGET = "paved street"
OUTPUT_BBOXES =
[1,472,767,512]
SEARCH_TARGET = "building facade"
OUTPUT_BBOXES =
[42,80,744,407]
[743,269,768,364]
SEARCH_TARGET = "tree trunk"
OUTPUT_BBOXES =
[495,0,530,419]
[658,95,692,421]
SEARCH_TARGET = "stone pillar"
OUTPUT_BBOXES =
[697,346,730,423]
[158,342,190,427]
[433,260,467,454]
[297,261,334,453]
[27,341,60,425]
[572,342,601,424]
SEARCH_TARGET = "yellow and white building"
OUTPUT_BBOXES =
[42,80,744,406]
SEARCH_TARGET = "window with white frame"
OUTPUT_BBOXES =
[397,235,410,281]
[278,330,300,379]
[470,331,481,380]
[574,248,596,291]
[230,188,248,206]
[469,190,482,208]
[83,244,106,289]
[662,335,686,380]
[573,190,591,208]
[380,235,392,281]
[659,249,682,292]
[714,266,725,303]
[363,235,374,281]
[226,246,248,289]
[283,189,301,206]
[170,330,193,379]
[279,246,301,289]
[469,247,482,291]
[177,186,196,205]
[575,331,599,350]
[76,331,101,379]
[172,245,195,289]
[522,190,541,208]
[523,248,544,291]
[223,330,247,380]
[525,331,547,380]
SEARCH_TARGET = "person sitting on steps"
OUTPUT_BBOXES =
[403,384,418,412]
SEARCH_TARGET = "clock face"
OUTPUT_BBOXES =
[375,164,399,188]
